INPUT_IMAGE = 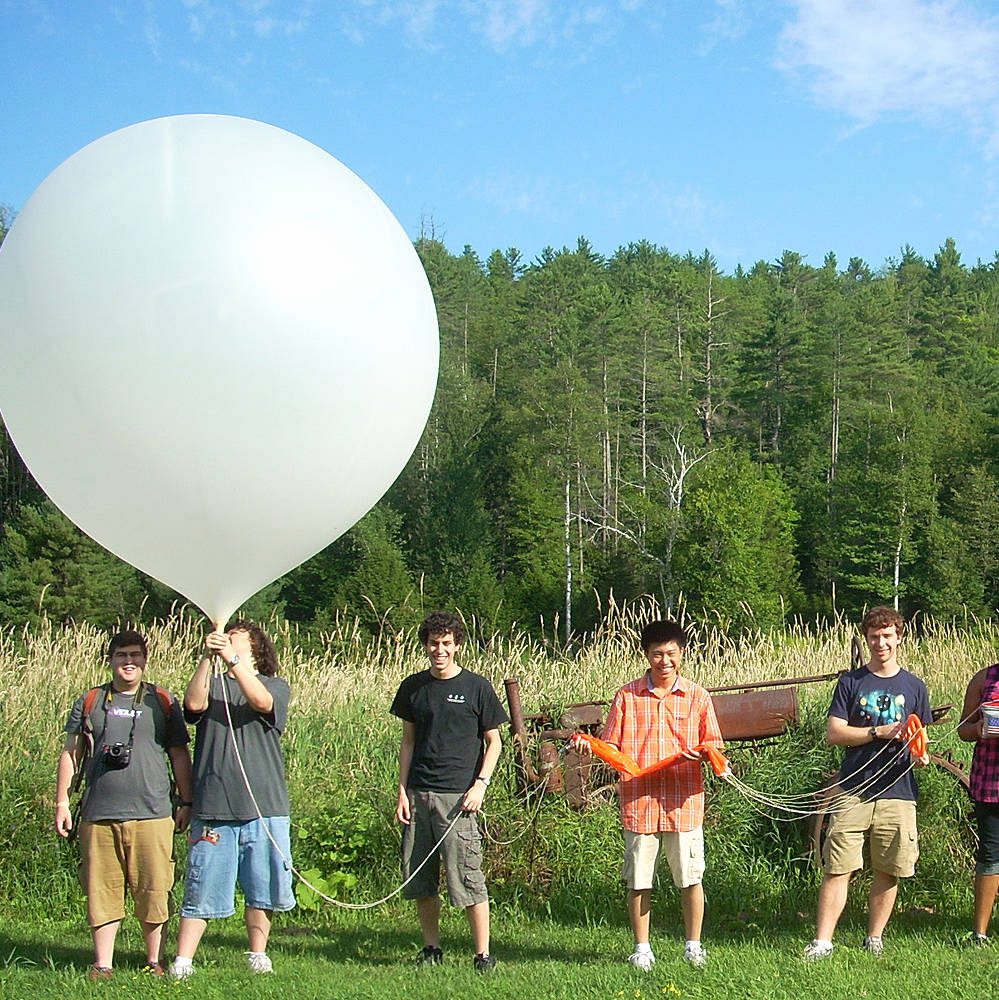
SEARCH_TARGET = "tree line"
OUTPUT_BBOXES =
[3,215,999,638]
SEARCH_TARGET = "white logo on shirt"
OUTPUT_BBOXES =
[108,706,143,718]
[446,694,466,704]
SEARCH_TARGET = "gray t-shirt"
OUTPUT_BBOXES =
[65,683,189,822]
[186,673,290,821]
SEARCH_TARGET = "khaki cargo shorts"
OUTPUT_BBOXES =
[822,795,918,877]
[79,816,176,927]
[622,827,705,890]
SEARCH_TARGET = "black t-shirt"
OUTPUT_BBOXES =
[390,668,509,792]
[185,673,291,821]
[828,665,932,801]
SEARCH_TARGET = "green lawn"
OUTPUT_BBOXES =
[0,903,989,1000]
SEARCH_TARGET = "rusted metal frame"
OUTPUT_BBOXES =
[707,671,846,695]
[504,678,547,788]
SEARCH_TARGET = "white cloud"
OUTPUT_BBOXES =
[467,169,722,248]
[143,0,163,56]
[347,0,623,53]
[467,0,550,49]
[700,0,750,53]
[468,171,558,217]
[777,0,999,153]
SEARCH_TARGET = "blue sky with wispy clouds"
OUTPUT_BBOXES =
[5,0,999,272]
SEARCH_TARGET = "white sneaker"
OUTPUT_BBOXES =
[683,943,707,967]
[803,939,834,961]
[167,960,195,979]
[246,952,273,973]
[862,936,883,957]
[628,950,655,972]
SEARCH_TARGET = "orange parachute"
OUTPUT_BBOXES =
[571,732,730,779]
[902,713,928,759]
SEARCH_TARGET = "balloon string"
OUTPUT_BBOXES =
[721,736,914,812]
[714,707,977,820]
[217,673,464,911]
[478,773,552,846]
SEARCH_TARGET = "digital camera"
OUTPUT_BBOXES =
[102,742,131,769]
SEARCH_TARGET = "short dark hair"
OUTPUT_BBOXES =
[418,611,466,646]
[227,619,280,677]
[640,619,688,652]
[861,605,905,640]
[108,629,148,659]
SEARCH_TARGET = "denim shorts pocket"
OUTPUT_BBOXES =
[181,864,202,908]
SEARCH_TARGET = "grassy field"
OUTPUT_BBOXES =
[0,908,992,1000]
[0,602,994,998]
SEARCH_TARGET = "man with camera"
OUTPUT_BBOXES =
[55,629,193,980]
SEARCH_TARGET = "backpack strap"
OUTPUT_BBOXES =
[150,685,174,717]
[148,685,182,810]
[81,685,104,728]
[69,685,108,796]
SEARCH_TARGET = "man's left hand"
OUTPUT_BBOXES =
[175,805,192,833]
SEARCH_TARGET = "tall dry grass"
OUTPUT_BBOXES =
[0,600,989,920]
[2,598,991,764]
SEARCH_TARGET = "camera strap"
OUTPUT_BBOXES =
[90,681,141,753]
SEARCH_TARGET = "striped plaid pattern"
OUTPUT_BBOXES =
[971,663,999,803]
[601,673,723,834]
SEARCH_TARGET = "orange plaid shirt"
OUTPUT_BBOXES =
[601,672,723,834]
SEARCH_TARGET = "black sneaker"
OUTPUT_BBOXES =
[473,952,497,972]
[965,932,990,947]
[417,945,443,966]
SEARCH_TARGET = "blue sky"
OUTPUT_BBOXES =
[5,0,999,273]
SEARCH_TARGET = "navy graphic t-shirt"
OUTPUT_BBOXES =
[828,665,932,801]
[391,669,509,792]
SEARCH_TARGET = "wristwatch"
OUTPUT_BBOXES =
[869,726,878,741]
[476,776,491,786]
[228,654,240,668]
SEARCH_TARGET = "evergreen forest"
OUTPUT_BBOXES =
[3,209,999,639]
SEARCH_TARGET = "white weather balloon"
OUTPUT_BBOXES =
[0,115,439,626]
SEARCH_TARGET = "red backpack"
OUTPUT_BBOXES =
[70,681,176,796]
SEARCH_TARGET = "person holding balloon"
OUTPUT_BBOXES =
[169,621,295,979]
[392,611,508,972]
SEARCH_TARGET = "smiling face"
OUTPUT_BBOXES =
[424,630,460,679]
[109,643,146,693]
[864,624,902,672]
[645,640,684,690]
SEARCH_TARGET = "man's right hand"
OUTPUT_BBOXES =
[205,630,234,663]
[55,803,72,838]
[396,787,411,826]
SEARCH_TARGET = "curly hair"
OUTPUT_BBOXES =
[861,605,905,640]
[227,619,280,676]
[418,611,466,646]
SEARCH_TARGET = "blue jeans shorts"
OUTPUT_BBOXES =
[180,817,295,918]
